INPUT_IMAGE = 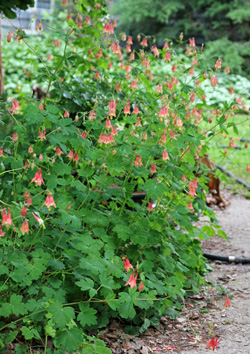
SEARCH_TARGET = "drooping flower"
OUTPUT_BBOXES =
[147,201,154,211]
[0,226,5,237]
[122,256,133,272]
[73,153,79,163]
[127,36,133,45]
[43,192,56,210]
[210,74,218,87]
[21,205,27,217]
[107,100,117,117]
[225,295,231,308]
[229,141,235,149]
[12,132,18,141]
[89,110,96,120]
[138,281,144,292]
[32,212,45,228]
[189,37,196,47]
[150,164,157,174]
[124,101,130,115]
[162,149,169,161]
[103,21,114,34]
[31,168,44,186]
[106,117,112,130]
[39,102,43,111]
[2,208,13,227]
[156,84,163,94]
[130,79,137,90]
[55,146,64,156]
[214,58,222,70]
[151,45,159,57]
[134,155,143,167]
[224,66,230,74]
[132,105,139,116]
[20,219,29,235]
[38,129,46,141]
[159,105,169,119]
[125,271,138,289]
[188,180,198,197]
[247,165,250,173]
[206,337,221,351]
[10,99,21,114]
[64,110,70,118]
[140,37,148,47]
[181,174,186,182]
[0,147,3,157]
[28,146,33,154]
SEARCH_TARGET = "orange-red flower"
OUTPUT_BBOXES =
[20,219,29,235]
[225,295,230,308]
[43,192,56,210]
[125,271,138,289]
[206,337,221,351]
[31,168,44,186]
[122,256,133,272]
[2,208,13,227]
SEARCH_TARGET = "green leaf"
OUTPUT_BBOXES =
[117,292,137,319]
[1,294,27,317]
[217,229,229,242]
[76,278,94,291]
[20,326,40,340]
[47,302,75,329]
[54,327,83,354]
[77,303,97,327]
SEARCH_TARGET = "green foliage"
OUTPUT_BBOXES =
[110,0,250,76]
[0,0,249,352]
[0,0,34,19]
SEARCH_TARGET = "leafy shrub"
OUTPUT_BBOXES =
[0,1,247,353]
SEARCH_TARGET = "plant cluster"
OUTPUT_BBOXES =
[0,0,248,352]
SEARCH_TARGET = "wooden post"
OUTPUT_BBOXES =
[0,17,4,94]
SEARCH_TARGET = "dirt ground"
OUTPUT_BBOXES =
[103,192,250,353]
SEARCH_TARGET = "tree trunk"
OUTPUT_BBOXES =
[0,18,5,94]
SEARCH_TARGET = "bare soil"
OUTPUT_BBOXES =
[103,192,250,353]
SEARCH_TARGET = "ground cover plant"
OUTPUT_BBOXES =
[0,0,249,352]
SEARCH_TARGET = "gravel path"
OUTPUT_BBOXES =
[182,195,250,354]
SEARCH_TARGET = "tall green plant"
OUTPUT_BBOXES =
[0,1,247,353]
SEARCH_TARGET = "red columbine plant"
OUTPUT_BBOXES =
[43,192,56,210]
[20,219,29,235]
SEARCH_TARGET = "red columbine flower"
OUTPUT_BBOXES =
[134,155,142,167]
[214,58,222,70]
[20,219,29,235]
[122,256,133,272]
[0,147,3,157]
[159,105,169,119]
[138,281,144,292]
[32,212,45,228]
[21,205,27,217]
[39,102,43,111]
[162,149,169,161]
[107,100,117,117]
[247,165,250,173]
[64,110,69,118]
[2,208,13,227]
[151,45,159,57]
[132,106,139,116]
[31,168,44,186]
[0,226,5,237]
[106,117,112,130]
[206,337,221,351]
[127,36,133,45]
[125,271,138,289]
[229,141,235,149]
[150,164,157,174]
[147,201,154,211]
[55,146,64,156]
[73,153,79,163]
[124,101,130,115]
[103,21,114,34]
[140,37,148,47]
[38,129,46,141]
[188,179,198,197]
[43,192,56,210]
[225,295,231,308]
[210,74,218,87]
[130,80,137,90]
[189,37,196,47]
[12,132,18,141]
[10,99,21,114]
[89,110,96,120]
[181,174,186,182]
